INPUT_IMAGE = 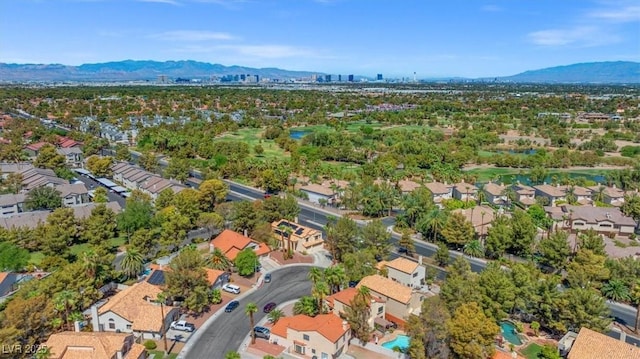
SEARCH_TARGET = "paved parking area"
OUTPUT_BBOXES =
[166,328,193,342]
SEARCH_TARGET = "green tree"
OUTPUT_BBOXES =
[196,212,225,234]
[441,212,475,248]
[478,262,516,320]
[164,157,190,182]
[83,204,117,245]
[0,242,29,271]
[198,179,229,211]
[53,290,78,331]
[224,351,241,359]
[405,296,451,359]
[416,207,448,242]
[24,186,62,211]
[440,257,481,314]
[267,308,284,324]
[172,188,202,225]
[312,280,330,314]
[42,208,78,256]
[463,239,484,258]
[34,144,65,170]
[92,186,108,203]
[342,250,377,282]
[324,265,347,294]
[622,194,640,226]
[154,188,175,209]
[166,247,211,313]
[398,231,416,256]
[156,206,191,249]
[566,249,610,290]
[560,288,611,333]
[509,209,537,257]
[235,248,259,276]
[85,155,113,177]
[601,279,630,302]
[206,248,233,271]
[484,215,512,258]
[138,151,159,172]
[254,144,264,156]
[538,231,571,272]
[324,216,358,263]
[114,143,132,161]
[120,248,145,279]
[117,198,154,239]
[129,228,157,257]
[434,243,450,267]
[447,302,499,359]
[360,220,391,260]
[538,345,561,359]
[578,229,606,256]
[245,302,258,344]
[210,288,222,304]
[293,296,319,317]
[345,286,373,344]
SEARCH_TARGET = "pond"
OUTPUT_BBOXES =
[289,130,309,140]
[500,321,523,346]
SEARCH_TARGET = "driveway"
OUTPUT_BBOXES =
[181,265,314,359]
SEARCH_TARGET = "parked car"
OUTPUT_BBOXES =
[225,300,239,313]
[222,283,241,294]
[264,273,271,283]
[170,320,195,332]
[263,302,277,313]
[253,326,271,340]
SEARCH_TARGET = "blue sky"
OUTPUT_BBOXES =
[1,0,639,78]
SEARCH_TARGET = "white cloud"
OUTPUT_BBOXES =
[152,30,236,41]
[587,5,640,23]
[528,26,621,47]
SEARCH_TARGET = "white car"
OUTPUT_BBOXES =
[170,320,195,332]
[222,283,241,294]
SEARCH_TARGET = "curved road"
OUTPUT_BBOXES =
[184,265,314,359]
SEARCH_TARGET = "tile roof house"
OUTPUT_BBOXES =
[451,205,497,237]
[534,184,592,206]
[56,147,84,167]
[357,274,424,325]
[55,183,89,207]
[512,183,536,207]
[396,179,422,194]
[423,182,453,207]
[271,313,351,359]
[0,193,26,217]
[209,229,271,261]
[299,183,337,205]
[23,141,48,157]
[453,181,478,202]
[138,175,186,200]
[45,331,147,359]
[378,257,426,288]
[0,163,33,177]
[0,201,121,230]
[94,281,179,340]
[271,219,324,253]
[19,168,67,191]
[325,287,386,330]
[589,185,626,207]
[566,327,640,359]
[482,182,507,205]
[548,205,637,236]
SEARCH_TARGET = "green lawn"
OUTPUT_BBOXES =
[520,343,543,359]
[215,128,287,160]
[29,251,45,266]
[148,351,178,359]
[30,237,126,266]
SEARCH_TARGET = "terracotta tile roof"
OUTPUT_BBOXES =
[45,331,136,359]
[98,281,173,332]
[271,314,349,343]
[384,257,419,274]
[24,141,48,152]
[397,180,422,193]
[271,220,322,243]
[357,275,413,304]
[568,327,640,359]
[484,182,506,196]
[124,344,146,359]
[204,268,225,285]
[454,182,478,194]
[210,229,270,261]
[325,287,384,309]
[424,182,452,195]
[535,184,567,198]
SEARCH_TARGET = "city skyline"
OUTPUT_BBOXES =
[1,0,639,78]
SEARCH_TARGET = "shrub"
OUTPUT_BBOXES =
[143,340,157,350]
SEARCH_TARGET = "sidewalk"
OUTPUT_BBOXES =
[259,256,281,272]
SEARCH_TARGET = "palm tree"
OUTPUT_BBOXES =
[324,265,347,294]
[476,183,487,205]
[53,290,77,331]
[267,308,285,324]
[293,296,318,316]
[81,249,99,281]
[602,280,630,302]
[463,239,484,258]
[245,302,258,344]
[593,185,606,203]
[206,248,232,271]
[156,293,169,357]
[308,267,323,286]
[425,208,448,242]
[312,281,330,314]
[120,248,145,279]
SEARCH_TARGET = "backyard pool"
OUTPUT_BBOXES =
[381,335,410,351]
[289,130,309,140]
[500,321,523,346]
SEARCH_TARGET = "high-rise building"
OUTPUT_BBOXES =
[325,75,331,82]
[348,74,354,82]
[338,75,342,82]
[255,75,260,83]
[377,74,383,81]
[157,75,167,84]
[240,74,246,81]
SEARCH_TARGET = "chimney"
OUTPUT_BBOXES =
[342,320,348,331]
[116,351,124,359]
[74,320,81,332]
[418,255,423,265]
[244,229,248,237]
[620,331,627,343]
[209,242,214,254]
[612,184,616,189]
[91,305,101,332]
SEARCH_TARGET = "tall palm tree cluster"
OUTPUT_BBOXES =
[293,266,348,317]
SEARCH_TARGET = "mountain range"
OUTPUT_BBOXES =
[0,60,638,83]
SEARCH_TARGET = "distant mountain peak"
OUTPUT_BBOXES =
[501,61,640,84]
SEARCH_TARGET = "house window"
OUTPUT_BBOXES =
[322,353,329,359]
[312,349,316,354]
[303,334,310,341]
[377,306,383,314]
[413,272,418,277]
[295,345,305,355]
[126,324,132,330]
[573,221,585,226]
[108,319,115,330]
[599,223,613,228]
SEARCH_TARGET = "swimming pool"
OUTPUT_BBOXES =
[381,335,410,351]
[500,321,523,346]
